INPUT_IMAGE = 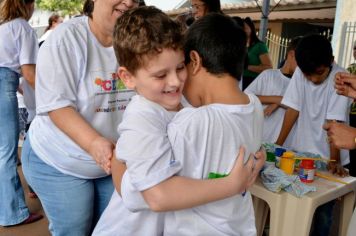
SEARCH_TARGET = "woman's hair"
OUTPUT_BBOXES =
[83,0,94,18]
[200,0,222,14]
[0,0,35,24]
[243,17,261,46]
[45,13,61,32]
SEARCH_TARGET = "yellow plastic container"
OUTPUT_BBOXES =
[280,151,295,175]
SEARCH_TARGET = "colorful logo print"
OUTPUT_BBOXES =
[95,73,126,91]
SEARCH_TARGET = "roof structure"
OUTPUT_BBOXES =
[167,0,336,22]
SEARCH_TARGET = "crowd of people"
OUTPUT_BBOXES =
[1,0,356,235]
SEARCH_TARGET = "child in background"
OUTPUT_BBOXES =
[245,36,302,145]
[93,7,264,236]
[275,34,350,236]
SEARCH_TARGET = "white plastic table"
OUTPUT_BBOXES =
[250,173,356,236]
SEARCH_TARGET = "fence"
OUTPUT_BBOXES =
[337,21,356,69]
[265,30,332,68]
[265,31,290,68]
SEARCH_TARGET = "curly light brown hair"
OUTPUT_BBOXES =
[113,6,184,74]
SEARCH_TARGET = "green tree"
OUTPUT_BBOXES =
[36,0,84,16]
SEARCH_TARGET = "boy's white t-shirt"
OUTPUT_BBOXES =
[164,93,263,236]
[245,69,295,146]
[0,18,38,74]
[281,64,351,165]
[93,95,181,236]
[29,16,135,179]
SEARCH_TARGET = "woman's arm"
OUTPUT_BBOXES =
[247,53,273,74]
[141,147,265,212]
[48,106,113,173]
[20,64,36,89]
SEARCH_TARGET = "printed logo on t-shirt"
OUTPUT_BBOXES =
[94,72,126,92]
[92,71,133,113]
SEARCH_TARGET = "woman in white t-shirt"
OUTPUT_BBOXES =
[0,0,42,226]
[20,0,139,235]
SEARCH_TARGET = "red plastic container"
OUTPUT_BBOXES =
[298,160,315,183]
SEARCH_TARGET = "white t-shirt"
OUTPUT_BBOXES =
[38,29,53,45]
[93,95,181,236]
[245,69,295,146]
[164,93,263,236]
[29,16,135,178]
[0,18,38,74]
[282,64,351,165]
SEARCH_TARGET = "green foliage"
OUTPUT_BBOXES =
[36,0,84,16]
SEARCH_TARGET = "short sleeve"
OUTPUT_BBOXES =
[281,68,302,112]
[18,23,38,65]
[35,37,79,114]
[245,71,267,94]
[257,42,269,55]
[116,108,181,191]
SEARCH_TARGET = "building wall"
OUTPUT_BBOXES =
[333,0,356,64]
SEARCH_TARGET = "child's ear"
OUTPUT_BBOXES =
[118,67,136,89]
[189,50,202,75]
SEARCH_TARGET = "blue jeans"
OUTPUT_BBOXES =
[0,67,29,226]
[21,136,114,236]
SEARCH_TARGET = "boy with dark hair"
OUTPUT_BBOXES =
[93,7,264,236]
[245,36,302,144]
[275,34,350,236]
[162,13,264,235]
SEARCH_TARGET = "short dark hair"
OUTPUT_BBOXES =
[184,13,247,80]
[295,34,333,74]
[113,6,184,73]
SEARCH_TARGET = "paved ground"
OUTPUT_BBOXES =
[0,165,50,236]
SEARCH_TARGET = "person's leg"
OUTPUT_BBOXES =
[310,200,335,236]
[22,136,95,236]
[92,175,114,228]
[0,68,29,226]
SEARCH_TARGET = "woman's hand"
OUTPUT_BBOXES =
[323,122,356,150]
[88,136,114,174]
[334,72,356,99]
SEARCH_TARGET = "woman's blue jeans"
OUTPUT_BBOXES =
[21,136,114,236]
[0,67,30,226]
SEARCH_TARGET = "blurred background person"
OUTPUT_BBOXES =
[242,17,272,90]
[345,40,356,176]
[0,0,42,226]
[38,13,63,47]
[191,0,222,20]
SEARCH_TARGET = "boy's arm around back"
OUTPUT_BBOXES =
[141,147,265,212]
